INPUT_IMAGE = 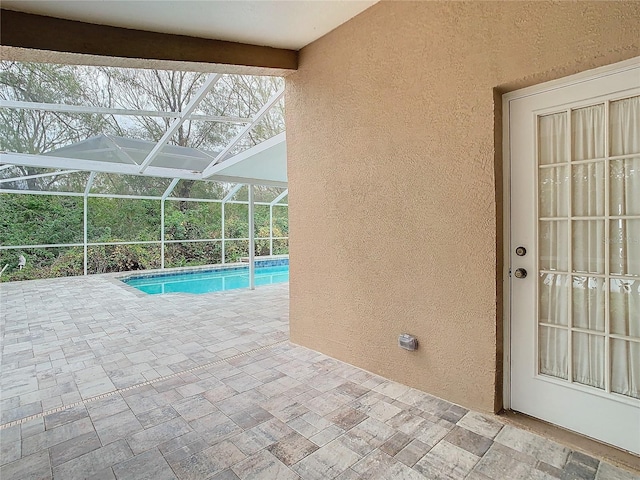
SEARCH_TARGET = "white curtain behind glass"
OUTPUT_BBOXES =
[539,96,639,399]
[538,113,569,380]
[572,105,605,390]
[609,96,640,399]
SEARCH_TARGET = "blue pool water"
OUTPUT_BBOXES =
[123,265,289,294]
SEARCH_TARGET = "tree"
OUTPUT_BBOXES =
[0,61,288,281]
[96,69,284,200]
[0,62,114,190]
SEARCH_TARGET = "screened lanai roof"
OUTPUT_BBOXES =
[0,69,287,189]
[31,132,288,185]
[46,134,220,171]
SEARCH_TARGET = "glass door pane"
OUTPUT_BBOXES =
[537,95,640,399]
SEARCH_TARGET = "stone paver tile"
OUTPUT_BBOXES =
[0,424,21,465]
[536,461,563,478]
[0,449,51,479]
[169,440,246,480]
[1,401,42,424]
[414,440,480,480]
[49,431,102,467]
[189,413,241,444]
[251,417,296,444]
[379,432,412,457]
[135,406,179,429]
[299,411,332,432]
[395,388,433,408]
[373,381,411,400]
[222,373,264,393]
[232,449,299,479]
[395,439,431,467]
[152,353,190,369]
[456,411,503,439]
[334,468,361,480]
[439,405,469,424]
[86,395,130,422]
[333,382,369,400]
[22,417,95,456]
[466,472,494,480]
[415,396,452,417]
[386,409,429,436]
[473,443,542,480]
[61,391,83,406]
[163,437,211,465]
[120,385,155,399]
[561,460,597,480]
[42,396,64,412]
[21,417,45,439]
[210,470,241,480]
[291,438,361,480]
[74,366,117,399]
[172,395,217,422]
[266,399,309,423]
[443,425,493,457]
[256,379,289,398]
[495,425,570,469]
[44,404,89,430]
[125,390,182,416]
[112,448,176,480]
[569,451,600,471]
[175,383,206,398]
[230,407,273,430]
[1,380,39,405]
[202,385,241,404]
[87,467,117,479]
[127,417,193,455]
[595,463,639,480]
[230,431,269,456]
[353,416,397,446]
[354,450,424,480]
[94,410,144,446]
[414,421,452,447]
[53,439,133,480]
[357,399,402,423]
[309,424,345,447]
[267,431,319,466]
[158,431,205,456]
[287,416,321,438]
[326,406,368,430]
[125,350,157,364]
[332,433,372,459]
[302,391,351,417]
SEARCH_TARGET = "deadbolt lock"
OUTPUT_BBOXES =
[514,268,527,279]
[515,246,527,257]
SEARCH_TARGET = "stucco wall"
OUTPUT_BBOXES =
[285,1,640,413]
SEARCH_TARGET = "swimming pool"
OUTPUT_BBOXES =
[122,263,289,295]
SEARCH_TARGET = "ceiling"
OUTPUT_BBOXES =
[1,0,378,50]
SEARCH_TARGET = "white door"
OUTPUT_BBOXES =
[507,59,640,454]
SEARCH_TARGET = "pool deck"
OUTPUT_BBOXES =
[1,275,638,479]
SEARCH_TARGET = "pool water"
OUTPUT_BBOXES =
[123,265,289,294]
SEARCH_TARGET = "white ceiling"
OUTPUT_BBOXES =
[2,0,378,50]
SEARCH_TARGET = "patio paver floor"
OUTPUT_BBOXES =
[1,275,637,479]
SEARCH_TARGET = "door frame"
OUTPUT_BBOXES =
[501,56,640,412]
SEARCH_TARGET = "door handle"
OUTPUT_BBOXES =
[514,268,527,278]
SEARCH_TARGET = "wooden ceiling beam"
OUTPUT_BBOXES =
[1,9,298,74]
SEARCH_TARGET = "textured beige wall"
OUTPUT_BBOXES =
[286,1,640,413]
